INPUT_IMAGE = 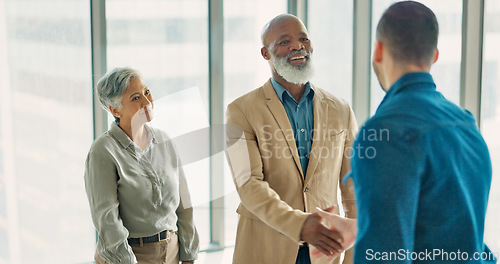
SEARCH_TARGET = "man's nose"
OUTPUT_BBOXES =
[290,39,304,51]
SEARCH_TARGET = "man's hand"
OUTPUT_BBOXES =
[311,207,358,260]
[300,206,344,257]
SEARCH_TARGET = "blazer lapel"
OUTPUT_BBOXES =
[304,88,327,185]
[263,80,304,179]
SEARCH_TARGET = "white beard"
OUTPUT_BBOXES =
[270,50,314,85]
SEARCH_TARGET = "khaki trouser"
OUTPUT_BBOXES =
[95,232,179,264]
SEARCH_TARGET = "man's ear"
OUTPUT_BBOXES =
[109,106,121,119]
[261,47,270,60]
[432,48,439,64]
[373,40,383,63]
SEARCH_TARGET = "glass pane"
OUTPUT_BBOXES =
[106,0,211,248]
[0,0,94,263]
[371,0,462,114]
[481,0,500,254]
[223,0,287,246]
[308,0,353,105]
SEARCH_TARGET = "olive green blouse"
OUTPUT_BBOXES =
[84,122,199,263]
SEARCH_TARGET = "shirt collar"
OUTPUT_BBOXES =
[271,77,315,104]
[385,72,435,97]
[109,122,158,149]
[378,72,436,108]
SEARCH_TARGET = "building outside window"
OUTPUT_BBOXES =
[481,0,500,254]
[371,0,463,114]
[0,0,95,262]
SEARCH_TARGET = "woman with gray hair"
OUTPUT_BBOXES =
[84,67,199,264]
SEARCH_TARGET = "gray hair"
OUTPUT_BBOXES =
[95,67,142,112]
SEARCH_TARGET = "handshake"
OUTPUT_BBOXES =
[300,206,358,261]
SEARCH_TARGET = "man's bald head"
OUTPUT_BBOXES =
[261,14,307,48]
[260,14,314,85]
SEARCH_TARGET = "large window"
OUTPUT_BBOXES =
[0,0,94,263]
[308,0,353,105]
[106,0,211,248]
[223,0,287,246]
[370,0,463,114]
[223,0,287,105]
[481,0,500,253]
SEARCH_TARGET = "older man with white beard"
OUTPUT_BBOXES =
[225,14,358,264]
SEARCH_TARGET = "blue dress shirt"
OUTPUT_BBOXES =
[349,72,496,263]
[271,78,314,177]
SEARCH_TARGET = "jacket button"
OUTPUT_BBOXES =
[304,187,309,193]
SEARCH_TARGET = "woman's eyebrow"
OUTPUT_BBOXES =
[129,92,140,99]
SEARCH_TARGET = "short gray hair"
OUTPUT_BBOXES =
[95,67,142,112]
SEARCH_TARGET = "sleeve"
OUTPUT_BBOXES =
[351,122,423,264]
[175,152,200,261]
[225,102,309,243]
[84,146,137,264]
[339,106,358,264]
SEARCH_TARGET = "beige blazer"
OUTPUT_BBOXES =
[226,80,358,264]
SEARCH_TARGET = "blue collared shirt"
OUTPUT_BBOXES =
[271,78,314,177]
[350,72,495,263]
